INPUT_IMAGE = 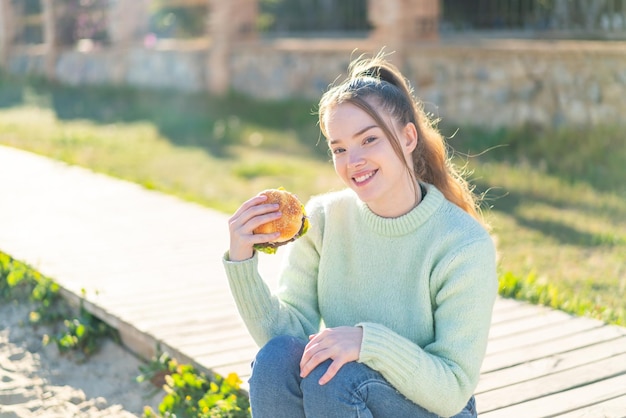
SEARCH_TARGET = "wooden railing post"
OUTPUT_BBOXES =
[0,0,15,68]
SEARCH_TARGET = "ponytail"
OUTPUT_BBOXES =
[319,51,482,222]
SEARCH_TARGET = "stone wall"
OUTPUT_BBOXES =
[5,38,626,128]
[403,40,626,127]
[223,39,626,128]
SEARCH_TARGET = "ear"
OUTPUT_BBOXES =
[402,122,418,154]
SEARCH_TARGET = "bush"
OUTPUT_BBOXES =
[139,352,251,418]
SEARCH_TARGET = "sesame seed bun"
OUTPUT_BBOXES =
[253,189,309,254]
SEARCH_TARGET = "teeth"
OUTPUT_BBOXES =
[354,172,374,183]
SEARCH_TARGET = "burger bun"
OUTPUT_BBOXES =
[253,189,304,243]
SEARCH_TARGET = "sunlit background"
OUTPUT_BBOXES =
[1,0,625,323]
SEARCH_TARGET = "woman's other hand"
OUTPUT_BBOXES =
[228,194,281,261]
[300,326,363,385]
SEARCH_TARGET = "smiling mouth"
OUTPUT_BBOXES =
[352,170,377,185]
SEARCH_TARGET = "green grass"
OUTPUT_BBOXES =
[0,251,120,359]
[0,73,342,212]
[0,72,624,326]
[446,124,626,325]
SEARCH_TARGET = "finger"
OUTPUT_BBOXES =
[300,344,333,378]
[229,205,281,235]
[228,203,281,261]
[318,358,347,385]
[229,198,278,225]
[250,231,281,246]
[230,194,268,219]
[299,330,334,370]
[231,228,281,253]
[243,209,283,234]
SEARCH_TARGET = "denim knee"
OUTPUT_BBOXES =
[255,335,305,368]
[250,335,306,385]
[248,335,308,417]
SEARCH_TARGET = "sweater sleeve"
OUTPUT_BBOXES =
[222,201,324,347]
[357,236,498,417]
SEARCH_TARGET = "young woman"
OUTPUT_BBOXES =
[224,52,498,418]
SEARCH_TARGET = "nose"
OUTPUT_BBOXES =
[347,149,365,169]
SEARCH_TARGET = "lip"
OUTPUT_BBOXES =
[351,169,378,186]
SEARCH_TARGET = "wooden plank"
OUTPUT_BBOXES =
[477,336,626,393]
[492,297,523,311]
[486,316,603,355]
[489,302,551,325]
[109,296,238,323]
[176,334,256,355]
[138,314,244,336]
[98,286,234,311]
[184,345,259,368]
[478,373,626,418]
[488,309,574,340]
[556,394,626,417]
[482,325,626,373]
[156,320,251,341]
[477,352,626,413]
[174,327,252,344]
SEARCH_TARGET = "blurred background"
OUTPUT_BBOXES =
[0,0,624,325]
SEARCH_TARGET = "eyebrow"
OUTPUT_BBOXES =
[329,124,378,145]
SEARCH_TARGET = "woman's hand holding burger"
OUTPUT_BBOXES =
[228,188,308,261]
[228,193,282,261]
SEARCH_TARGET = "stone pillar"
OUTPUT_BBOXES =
[368,0,402,44]
[0,0,15,68]
[232,0,258,40]
[207,0,233,95]
[107,0,150,84]
[367,0,407,67]
[367,0,439,67]
[107,0,150,46]
[207,0,258,95]
[410,0,440,41]
[207,0,229,95]
[368,0,439,44]
[41,0,58,79]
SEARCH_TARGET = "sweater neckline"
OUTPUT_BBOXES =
[357,183,444,236]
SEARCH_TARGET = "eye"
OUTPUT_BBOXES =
[363,136,377,145]
[331,147,346,155]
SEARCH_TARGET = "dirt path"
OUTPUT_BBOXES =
[0,302,162,418]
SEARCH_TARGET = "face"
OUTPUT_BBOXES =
[324,101,418,218]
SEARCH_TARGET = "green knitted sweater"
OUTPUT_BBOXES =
[223,184,498,417]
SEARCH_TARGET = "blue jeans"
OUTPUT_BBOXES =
[248,335,477,418]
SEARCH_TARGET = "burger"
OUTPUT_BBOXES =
[253,188,309,254]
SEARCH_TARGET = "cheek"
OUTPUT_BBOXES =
[331,156,348,180]
[332,158,342,175]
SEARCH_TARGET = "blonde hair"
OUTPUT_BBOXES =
[318,52,482,222]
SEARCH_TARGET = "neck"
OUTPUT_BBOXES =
[370,181,423,218]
